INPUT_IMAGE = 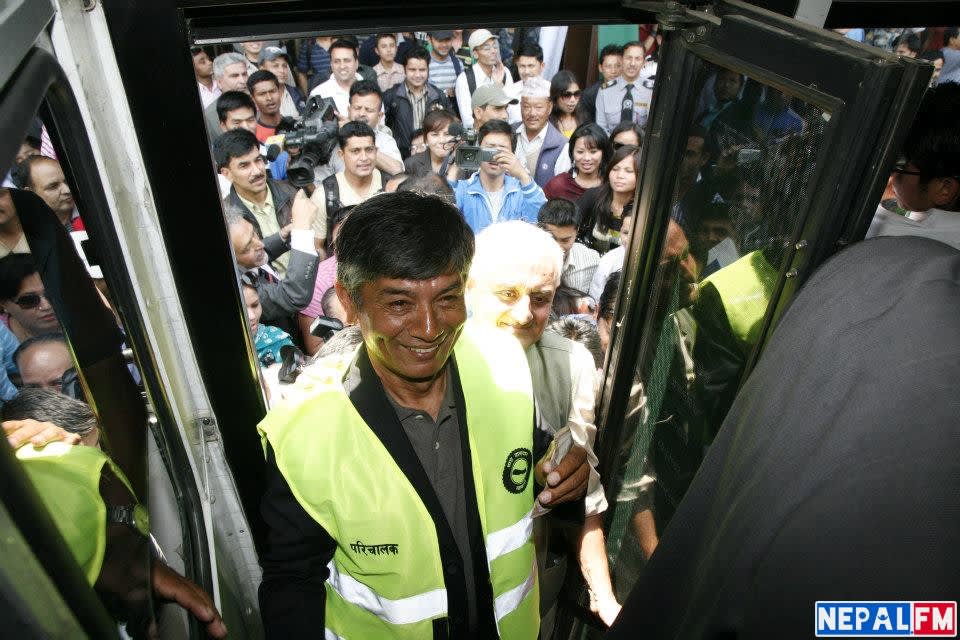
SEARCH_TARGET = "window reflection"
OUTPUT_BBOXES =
[604,63,827,603]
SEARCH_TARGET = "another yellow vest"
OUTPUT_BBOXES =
[16,442,127,585]
[260,324,540,639]
[700,249,778,353]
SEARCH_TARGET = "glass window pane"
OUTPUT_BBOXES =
[604,61,829,602]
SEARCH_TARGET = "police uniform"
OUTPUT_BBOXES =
[594,64,657,135]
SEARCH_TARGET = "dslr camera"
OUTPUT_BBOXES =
[266,96,340,187]
[453,127,500,173]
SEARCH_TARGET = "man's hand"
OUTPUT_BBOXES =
[152,562,228,638]
[492,60,507,85]
[4,419,80,449]
[536,444,589,507]
[496,150,532,185]
[290,189,318,231]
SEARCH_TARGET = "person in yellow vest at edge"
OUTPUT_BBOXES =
[3,410,227,639]
[257,190,591,639]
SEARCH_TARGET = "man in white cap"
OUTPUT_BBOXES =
[455,29,516,128]
[515,77,571,188]
[470,84,518,131]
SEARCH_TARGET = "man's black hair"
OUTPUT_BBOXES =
[0,253,38,300]
[213,128,259,171]
[478,118,516,148]
[538,198,579,228]
[516,41,544,63]
[599,271,621,322]
[901,81,960,185]
[920,49,945,64]
[1,387,95,437]
[337,120,376,150]
[893,32,921,54]
[329,38,358,58]
[9,155,54,190]
[375,33,397,45]
[349,80,383,102]
[247,69,280,94]
[335,191,474,304]
[405,46,431,66]
[622,40,645,55]
[397,173,456,202]
[13,333,67,371]
[598,44,624,65]
[216,90,257,123]
[548,316,603,368]
[945,27,959,43]
[320,286,338,314]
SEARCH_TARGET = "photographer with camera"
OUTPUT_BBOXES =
[309,121,384,241]
[447,119,546,233]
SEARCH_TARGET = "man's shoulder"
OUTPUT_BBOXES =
[600,77,622,91]
[570,241,600,262]
[535,329,577,354]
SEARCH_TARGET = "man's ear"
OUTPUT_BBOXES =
[934,176,960,209]
[334,281,359,324]
[219,165,231,179]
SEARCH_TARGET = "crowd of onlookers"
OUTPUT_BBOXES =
[0,20,956,636]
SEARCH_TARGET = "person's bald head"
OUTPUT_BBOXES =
[14,156,75,219]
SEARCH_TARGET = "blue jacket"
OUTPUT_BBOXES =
[451,173,546,233]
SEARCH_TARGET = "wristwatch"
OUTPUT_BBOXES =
[107,504,151,537]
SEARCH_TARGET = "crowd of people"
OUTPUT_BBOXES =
[0,21,957,639]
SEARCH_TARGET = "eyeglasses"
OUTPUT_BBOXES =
[12,291,48,309]
[892,158,922,177]
[560,90,582,99]
[476,43,497,53]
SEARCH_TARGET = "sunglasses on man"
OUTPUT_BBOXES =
[12,291,49,309]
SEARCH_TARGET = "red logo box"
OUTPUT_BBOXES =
[913,602,957,637]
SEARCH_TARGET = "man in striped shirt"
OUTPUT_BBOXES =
[428,30,462,101]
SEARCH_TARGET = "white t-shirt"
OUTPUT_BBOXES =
[486,188,505,222]
[866,204,960,250]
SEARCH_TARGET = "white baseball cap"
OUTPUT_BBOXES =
[468,29,498,51]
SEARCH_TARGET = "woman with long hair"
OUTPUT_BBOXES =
[543,123,612,202]
[610,121,644,150]
[576,144,640,253]
[403,108,458,176]
[549,70,587,138]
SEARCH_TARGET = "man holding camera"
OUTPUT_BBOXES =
[448,119,546,233]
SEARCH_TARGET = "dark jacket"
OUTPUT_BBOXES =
[515,121,569,188]
[403,151,434,177]
[255,248,320,325]
[383,82,451,158]
[225,179,296,262]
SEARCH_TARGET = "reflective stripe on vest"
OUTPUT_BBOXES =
[261,322,539,639]
[326,560,448,625]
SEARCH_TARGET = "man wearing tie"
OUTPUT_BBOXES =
[224,192,319,335]
[595,41,654,135]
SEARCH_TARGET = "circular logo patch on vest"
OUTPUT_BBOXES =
[502,448,533,494]
[623,99,634,110]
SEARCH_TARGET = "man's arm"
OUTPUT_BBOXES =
[595,90,611,133]
[258,249,320,320]
[260,444,335,638]
[455,74,473,128]
[375,134,405,175]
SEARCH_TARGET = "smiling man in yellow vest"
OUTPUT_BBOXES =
[257,191,590,639]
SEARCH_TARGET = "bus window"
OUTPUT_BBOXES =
[2,110,156,633]
[601,63,829,603]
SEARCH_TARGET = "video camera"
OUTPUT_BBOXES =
[448,123,499,173]
[266,96,340,188]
